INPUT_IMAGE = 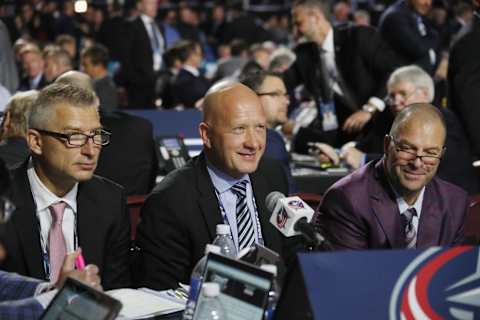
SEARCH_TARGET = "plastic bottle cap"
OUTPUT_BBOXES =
[260,264,278,276]
[216,224,230,235]
[205,244,221,255]
[202,282,220,297]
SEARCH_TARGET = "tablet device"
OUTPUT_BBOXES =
[193,253,274,320]
[40,277,122,320]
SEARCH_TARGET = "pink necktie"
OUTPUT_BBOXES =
[48,201,67,283]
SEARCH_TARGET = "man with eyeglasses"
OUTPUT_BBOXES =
[240,71,296,193]
[314,103,469,250]
[315,65,477,194]
[0,158,103,319]
[0,82,131,290]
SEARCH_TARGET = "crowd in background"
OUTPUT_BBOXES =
[0,0,479,191]
[0,0,474,107]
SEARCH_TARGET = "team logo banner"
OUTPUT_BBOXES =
[298,246,480,319]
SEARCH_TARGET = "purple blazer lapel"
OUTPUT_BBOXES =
[416,184,443,247]
[369,160,405,248]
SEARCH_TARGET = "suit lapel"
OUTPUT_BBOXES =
[76,182,103,266]
[196,155,223,241]
[332,27,359,111]
[11,164,45,279]
[416,183,443,247]
[369,161,404,248]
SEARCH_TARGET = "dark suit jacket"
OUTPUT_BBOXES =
[18,74,47,91]
[314,159,468,250]
[0,271,43,318]
[284,24,401,148]
[379,0,439,74]
[448,15,480,157]
[171,68,210,109]
[96,111,158,196]
[135,153,289,290]
[0,163,132,290]
[120,17,163,109]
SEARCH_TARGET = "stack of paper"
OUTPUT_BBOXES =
[107,288,185,319]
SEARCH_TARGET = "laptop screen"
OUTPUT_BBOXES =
[194,253,273,320]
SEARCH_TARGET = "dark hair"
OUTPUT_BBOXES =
[230,39,248,56]
[81,44,109,68]
[293,0,333,20]
[239,70,282,93]
[173,40,201,63]
[163,46,181,69]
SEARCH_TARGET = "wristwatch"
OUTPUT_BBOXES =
[362,104,377,114]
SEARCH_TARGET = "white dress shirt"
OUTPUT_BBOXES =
[140,14,164,72]
[27,162,78,259]
[206,163,264,251]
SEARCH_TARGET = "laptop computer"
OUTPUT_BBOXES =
[193,253,274,320]
[41,278,122,320]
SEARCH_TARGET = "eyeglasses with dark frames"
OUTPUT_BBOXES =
[389,135,444,166]
[34,129,111,147]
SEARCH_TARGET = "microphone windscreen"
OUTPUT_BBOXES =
[265,191,285,213]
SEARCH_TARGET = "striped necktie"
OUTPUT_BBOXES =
[401,208,417,249]
[231,180,255,250]
[48,201,67,283]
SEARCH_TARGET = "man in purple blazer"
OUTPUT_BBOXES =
[315,103,468,250]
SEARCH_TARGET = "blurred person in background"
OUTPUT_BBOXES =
[0,90,37,169]
[18,43,46,91]
[81,44,118,112]
[43,47,73,83]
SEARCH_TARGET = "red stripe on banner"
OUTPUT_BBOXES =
[415,246,472,319]
[401,280,415,320]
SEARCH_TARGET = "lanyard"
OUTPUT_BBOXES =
[35,207,78,281]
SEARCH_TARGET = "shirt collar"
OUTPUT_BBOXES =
[206,160,250,194]
[27,159,78,213]
[140,14,154,25]
[30,73,43,87]
[321,28,334,54]
[182,65,200,77]
[392,184,425,217]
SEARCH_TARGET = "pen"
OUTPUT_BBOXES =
[75,253,86,270]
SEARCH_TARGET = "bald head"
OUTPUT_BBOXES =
[199,83,267,178]
[202,83,262,125]
[56,71,94,91]
[390,103,446,144]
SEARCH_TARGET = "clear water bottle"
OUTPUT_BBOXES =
[194,282,225,320]
[261,264,280,320]
[212,224,237,258]
[182,244,221,320]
